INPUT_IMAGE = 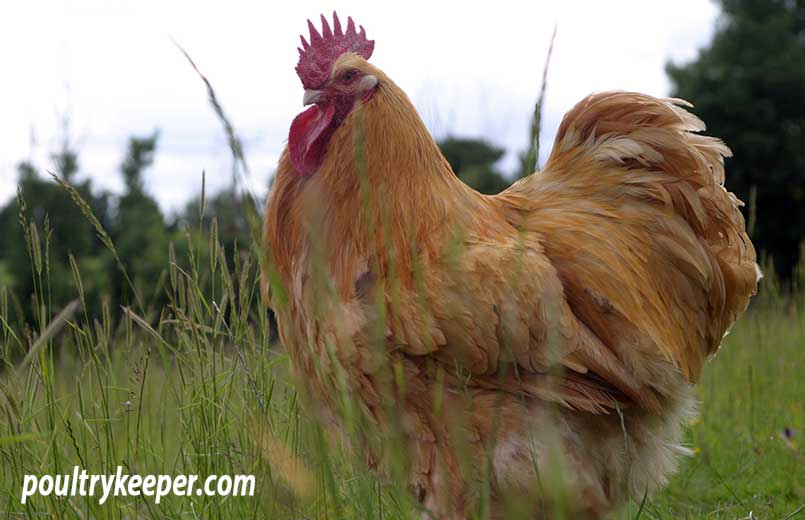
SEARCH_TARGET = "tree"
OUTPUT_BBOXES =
[667,0,805,277]
[0,152,111,321]
[121,132,158,193]
[438,137,511,195]
[111,132,168,307]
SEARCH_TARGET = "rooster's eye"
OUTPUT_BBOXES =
[341,70,358,83]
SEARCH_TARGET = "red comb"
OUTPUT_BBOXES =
[295,12,375,89]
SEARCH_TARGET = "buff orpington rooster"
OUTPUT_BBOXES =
[262,13,759,519]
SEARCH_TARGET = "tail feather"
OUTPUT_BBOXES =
[498,91,758,386]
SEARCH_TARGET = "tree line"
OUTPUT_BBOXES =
[0,132,258,332]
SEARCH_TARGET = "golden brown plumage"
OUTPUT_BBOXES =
[263,20,758,518]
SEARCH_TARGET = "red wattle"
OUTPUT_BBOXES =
[289,103,336,177]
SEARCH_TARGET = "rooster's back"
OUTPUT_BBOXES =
[497,91,759,388]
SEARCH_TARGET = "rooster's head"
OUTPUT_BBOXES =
[289,12,378,176]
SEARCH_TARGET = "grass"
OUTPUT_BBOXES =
[0,183,802,519]
[649,300,804,519]
[0,263,10,290]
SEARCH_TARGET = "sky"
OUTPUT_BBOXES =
[0,0,721,214]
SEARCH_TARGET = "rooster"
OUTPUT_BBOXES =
[262,13,759,519]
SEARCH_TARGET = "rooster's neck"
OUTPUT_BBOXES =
[320,71,485,226]
[267,71,498,299]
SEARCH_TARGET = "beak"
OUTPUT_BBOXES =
[303,89,327,106]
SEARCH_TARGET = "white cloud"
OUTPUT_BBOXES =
[0,0,719,211]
